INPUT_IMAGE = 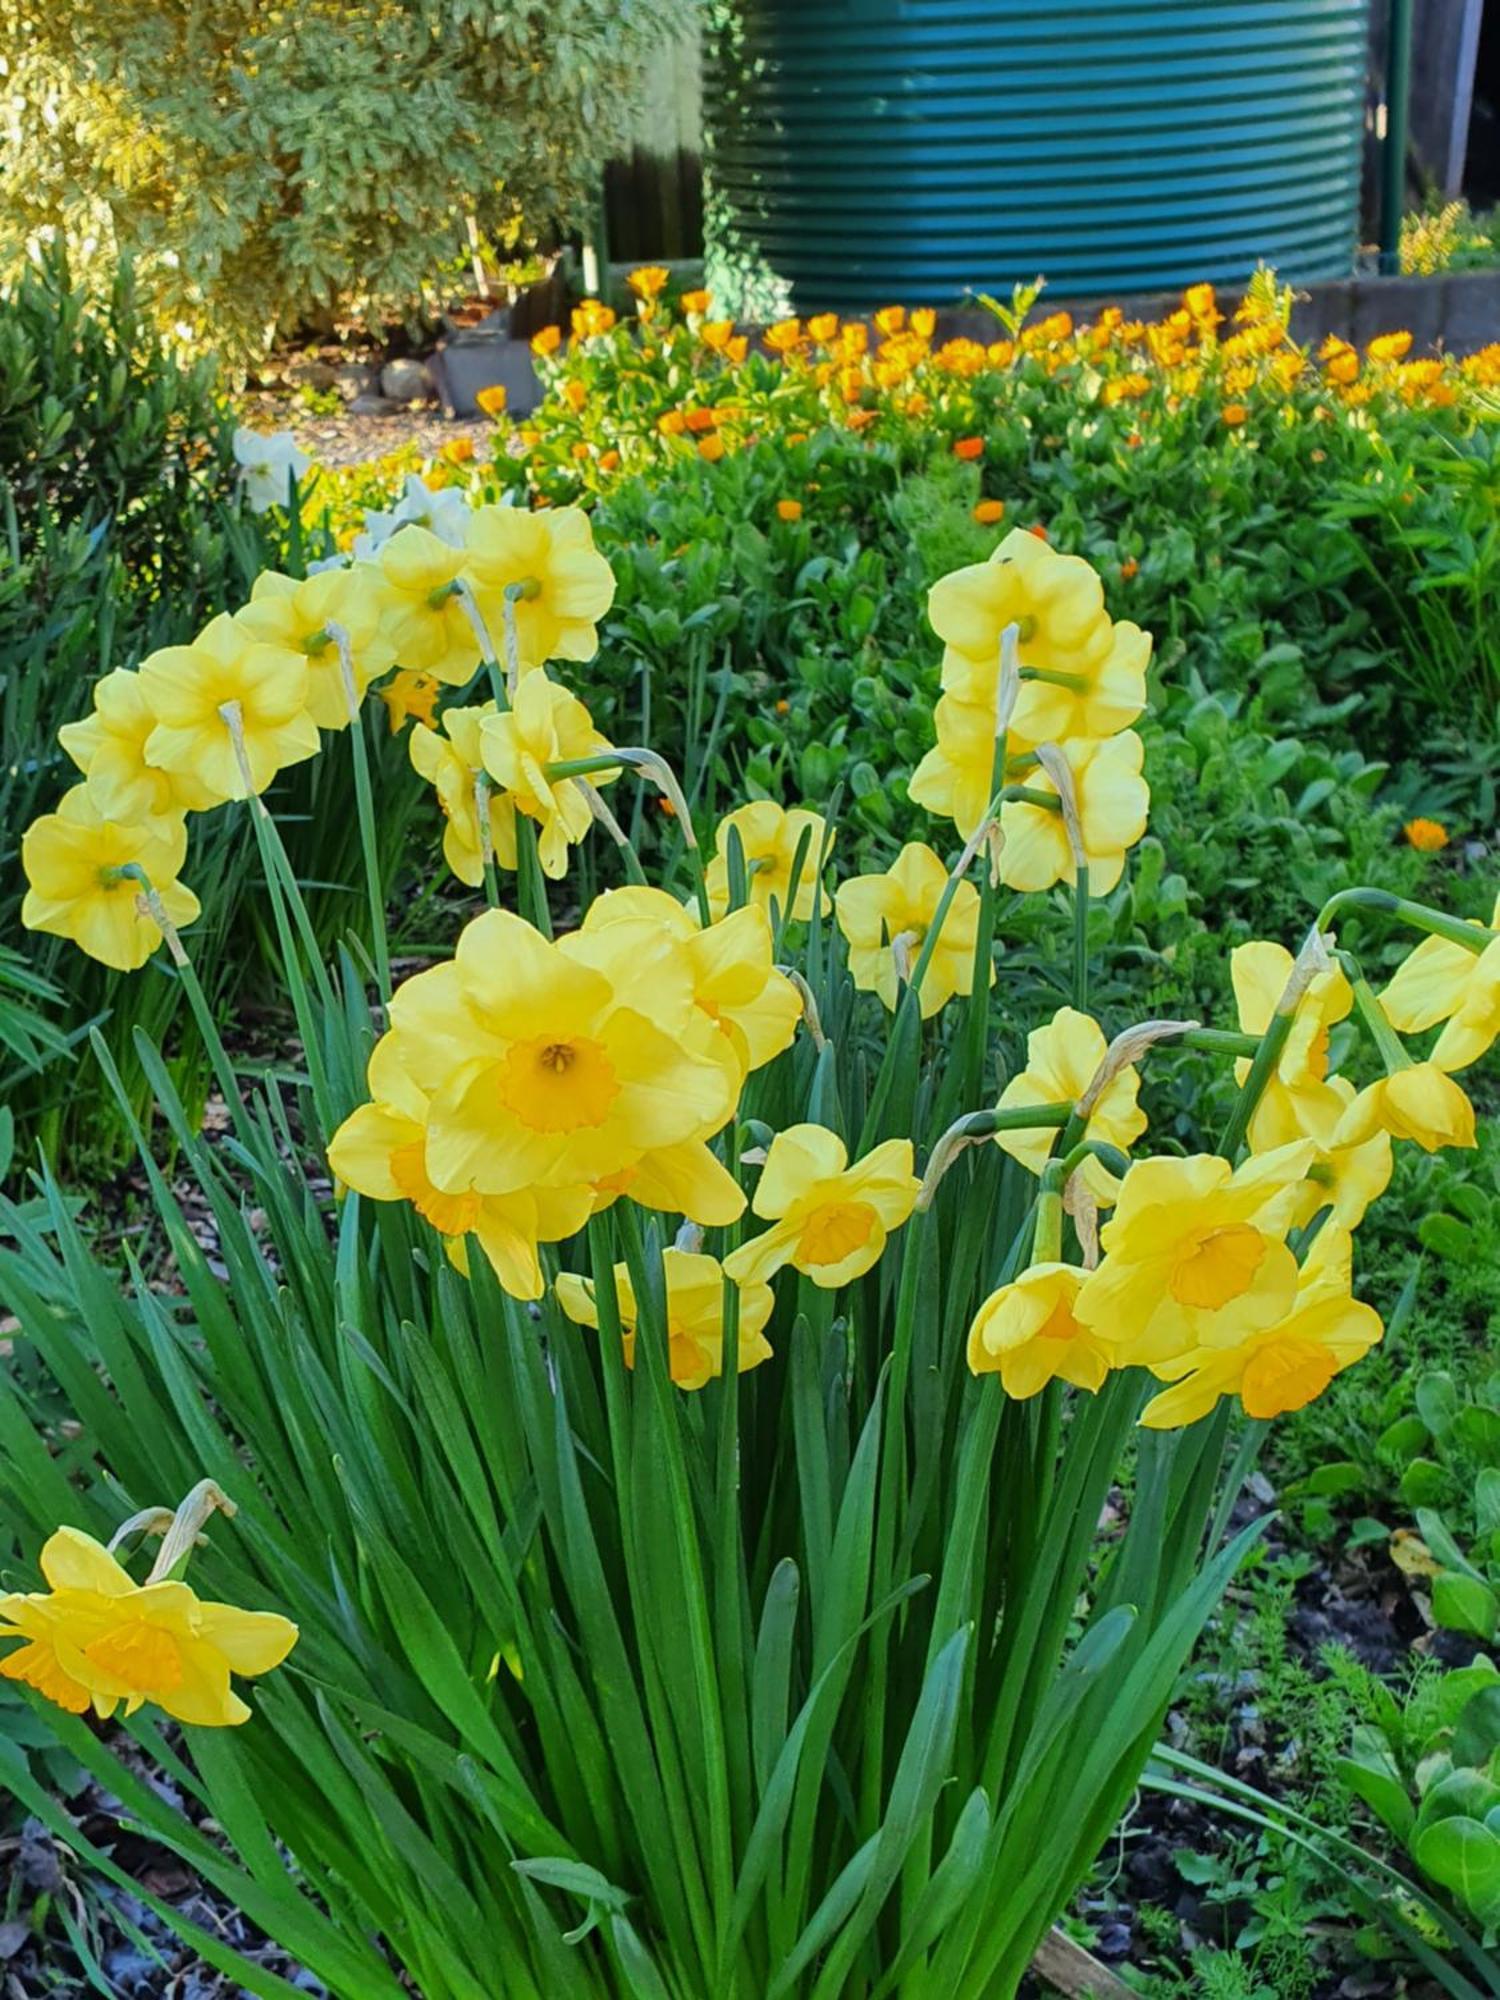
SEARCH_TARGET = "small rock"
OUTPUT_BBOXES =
[286,356,339,391]
[346,392,401,416]
[380,356,434,403]
[333,361,378,402]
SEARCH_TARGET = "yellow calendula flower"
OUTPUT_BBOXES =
[58,669,217,821]
[1140,1226,1382,1429]
[0,1527,296,1727]
[627,265,671,300]
[995,1006,1146,1204]
[704,801,833,923]
[378,669,442,733]
[931,528,1152,743]
[1382,898,1500,1072]
[327,1034,591,1299]
[1000,733,1151,895]
[834,841,987,1017]
[479,672,618,880]
[233,569,395,731]
[385,909,743,1221]
[724,1124,920,1290]
[21,787,200,972]
[476,383,508,417]
[373,526,480,683]
[967,1263,1114,1398]
[462,505,615,675]
[580,887,800,1081]
[555,1249,773,1390]
[1337,1060,1477,1154]
[1074,1143,1315,1368]
[139,613,319,803]
[1230,940,1352,1146]
[411,702,517,885]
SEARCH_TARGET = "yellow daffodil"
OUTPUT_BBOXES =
[462,505,615,675]
[1074,1143,1314,1367]
[373,527,480,682]
[834,842,988,1017]
[411,702,517,885]
[967,1263,1114,1397]
[1230,940,1352,1146]
[1247,1073,1393,1232]
[1001,733,1150,895]
[139,614,318,803]
[1337,1061,1477,1153]
[1140,1227,1382,1428]
[580,887,800,1079]
[378,670,442,733]
[931,530,1150,743]
[555,1249,773,1390]
[1382,898,1500,1072]
[908,693,999,841]
[328,1033,590,1298]
[995,1006,1146,1203]
[0,1528,296,1727]
[704,802,833,922]
[724,1125,919,1289]
[384,910,743,1221]
[21,787,199,971]
[233,569,395,730]
[58,669,216,821]
[478,672,618,880]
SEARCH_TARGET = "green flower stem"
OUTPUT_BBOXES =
[1217,1009,1294,1158]
[1000,784,1063,811]
[328,624,391,1002]
[515,815,554,938]
[120,867,246,1128]
[1032,1186,1064,1263]
[1317,885,1495,954]
[544,754,628,783]
[1181,1027,1261,1059]
[1343,957,1414,1073]
[1018,665,1086,691]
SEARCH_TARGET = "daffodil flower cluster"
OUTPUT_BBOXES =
[20,488,616,970]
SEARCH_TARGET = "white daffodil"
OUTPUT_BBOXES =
[354,475,471,560]
[233,429,312,514]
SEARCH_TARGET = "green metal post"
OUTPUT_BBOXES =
[1381,0,1415,272]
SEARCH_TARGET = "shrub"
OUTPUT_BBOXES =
[3,0,699,357]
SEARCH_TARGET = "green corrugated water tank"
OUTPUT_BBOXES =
[705,0,1371,312]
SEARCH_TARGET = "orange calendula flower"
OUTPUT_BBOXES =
[953,436,984,461]
[598,449,621,473]
[807,313,840,344]
[1221,403,1248,427]
[910,307,936,340]
[531,325,562,358]
[700,319,734,352]
[698,435,726,463]
[475,384,508,417]
[1367,330,1413,363]
[1120,557,1139,581]
[776,498,803,522]
[627,265,671,300]
[1404,817,1449,853]
[764,318,803,354]
[873,305,905,336]
[972,499,1005,525]
[679,289,711,315]
[562,378,588,413]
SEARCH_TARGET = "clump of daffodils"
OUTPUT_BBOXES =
[12,468,1497,1749]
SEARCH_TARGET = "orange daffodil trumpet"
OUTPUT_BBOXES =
[724,1125,921,1290]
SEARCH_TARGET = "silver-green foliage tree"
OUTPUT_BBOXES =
[0,0,695,356]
